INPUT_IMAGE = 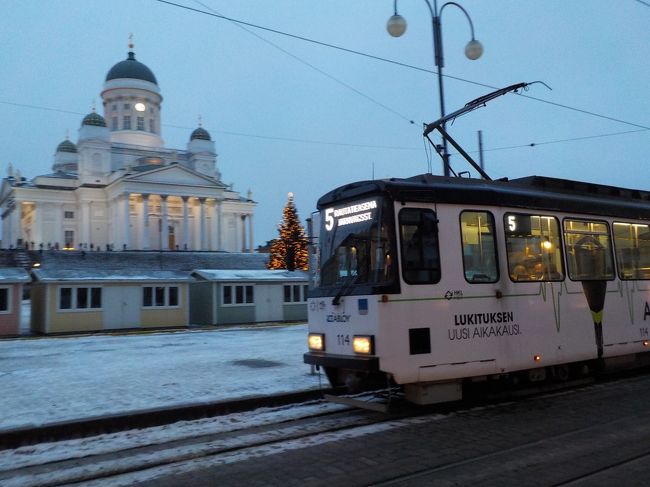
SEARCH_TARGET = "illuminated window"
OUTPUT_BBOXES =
[564,219,614,281]
[460,211,498,283]
[399,208,440,284]
[613,222,650,280]
[505,213,564,282]
[64,230,74,248]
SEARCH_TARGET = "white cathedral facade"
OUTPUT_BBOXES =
[0,47,255,252]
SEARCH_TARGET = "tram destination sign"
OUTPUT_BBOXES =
[324,199,377,231]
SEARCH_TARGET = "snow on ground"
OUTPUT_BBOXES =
[0,323,321,432]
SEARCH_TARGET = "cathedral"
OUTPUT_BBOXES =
[0,44,256,252]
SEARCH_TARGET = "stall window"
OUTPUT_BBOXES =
[169,286,179,306]
[460,211,498,283]
[284,284,307,303]
[504,213,564,282]
[60,287,72,309]
[222,285,254,305]
[0,288,10,312]
[563,219,614,280]
[77,288,88,309]
[399,208,440,284]
[59,286,102,310]
[613,222,650,280]
[143,285,180,307]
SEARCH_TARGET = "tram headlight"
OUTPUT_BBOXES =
[353,335,374,355]
[308,333,325,351]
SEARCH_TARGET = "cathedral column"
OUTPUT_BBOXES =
[216,199,223,251]
[241,214,247,252]
[55,203,63,248]
[198,198,207,250]
[80,201,91,248]
[181,196,189,250]
[142,194,150,250]
[123,193,130,249]
[12,204,22,248]
[160,195,169,250]
[248,213,254,254]
[33,203,43,248]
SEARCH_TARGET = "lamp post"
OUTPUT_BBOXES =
[387,0,483,177]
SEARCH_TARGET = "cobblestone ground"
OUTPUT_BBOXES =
[135,374,650,486]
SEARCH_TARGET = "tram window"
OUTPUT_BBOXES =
[399,208,440,284]
[613,222,650,280]
[563,219,614,281]
[460,211,498,283]
[504,213,564,282]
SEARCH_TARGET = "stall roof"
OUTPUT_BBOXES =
[31,269,192,283]
[192,269,308,282]
[0,268,30,282]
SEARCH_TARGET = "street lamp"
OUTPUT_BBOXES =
[387,0,483,177]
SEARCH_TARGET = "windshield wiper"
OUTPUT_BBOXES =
[332,274,358,306]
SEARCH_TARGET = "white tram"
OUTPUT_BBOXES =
[304,84,650,404]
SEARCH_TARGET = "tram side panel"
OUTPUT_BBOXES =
[377,204,535,384]
[381,204,620,387]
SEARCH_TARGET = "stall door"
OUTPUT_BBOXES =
[255,285,283,322]
[103,286,141,329]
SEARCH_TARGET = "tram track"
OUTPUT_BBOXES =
[0,393,396,487]
[3,371,649,486]
[0,388,329,450]
[370,380,650,486]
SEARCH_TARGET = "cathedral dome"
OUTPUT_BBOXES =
[56,139,77,153]
[82,111,107,127]
[106,51,157,85]
[190,126,211,141]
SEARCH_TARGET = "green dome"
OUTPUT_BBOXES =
[56,139,77,153]
[190,126,211,141]
[106,51,158,85]
[82,111,107,127]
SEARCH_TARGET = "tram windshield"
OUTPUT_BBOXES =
[318,196,396,293]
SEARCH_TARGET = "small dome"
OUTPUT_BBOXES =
[82,111,107,127]
[56,139,77,153]
[190,126,211,141]
[106,51,157,85]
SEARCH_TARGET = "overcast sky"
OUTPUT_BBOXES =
[2,1,649,247]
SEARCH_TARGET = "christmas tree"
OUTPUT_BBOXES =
[267,192,309,271]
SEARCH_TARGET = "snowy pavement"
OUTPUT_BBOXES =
[0,323,321,432]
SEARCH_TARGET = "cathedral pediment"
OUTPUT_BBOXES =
[122,164,226,188]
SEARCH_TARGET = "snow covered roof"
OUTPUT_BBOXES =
[0,268,30,282]
[36,251,268,271]
[31,269,192,283]
[192,269,309,282]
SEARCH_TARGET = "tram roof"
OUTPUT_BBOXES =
[317,173,650,221]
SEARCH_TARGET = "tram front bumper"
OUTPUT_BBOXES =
[303,352,379,371]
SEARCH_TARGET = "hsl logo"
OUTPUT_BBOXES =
[326,314,351,323]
